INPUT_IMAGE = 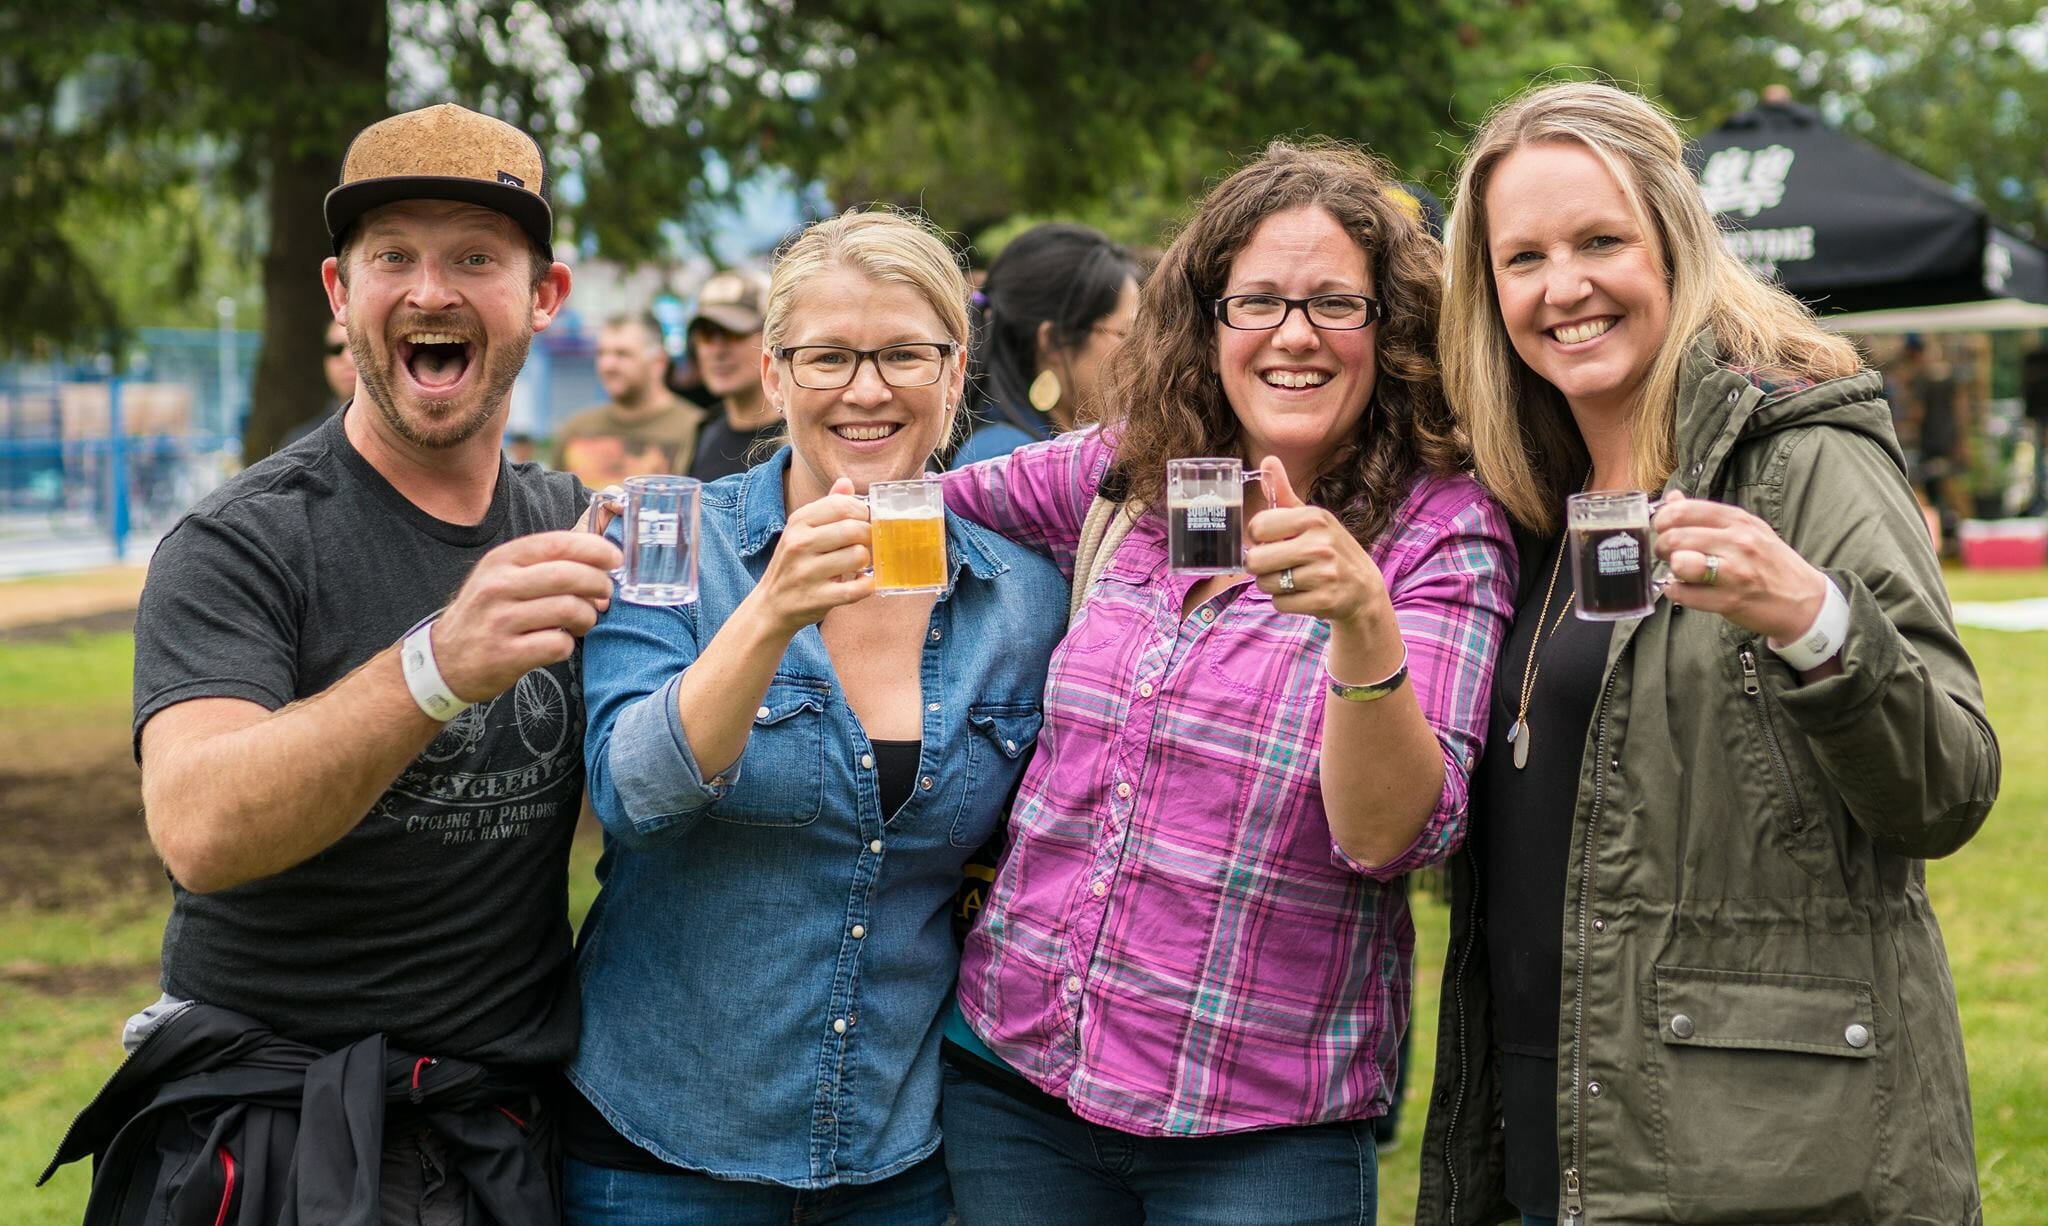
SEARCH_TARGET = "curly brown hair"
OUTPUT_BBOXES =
[1098,139,1466,547]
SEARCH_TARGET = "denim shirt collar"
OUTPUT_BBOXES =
[737,446,1009,584]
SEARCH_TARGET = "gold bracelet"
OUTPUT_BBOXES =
[1326,647,1409,703]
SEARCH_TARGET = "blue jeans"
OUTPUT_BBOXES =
[563,1152,951,1226]
[940,1064,1376,1225]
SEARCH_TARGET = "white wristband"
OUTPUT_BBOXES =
[400,615,471,722]
[1768,577,1850,672]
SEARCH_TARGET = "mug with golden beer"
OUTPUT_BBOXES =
[867,478,949,595]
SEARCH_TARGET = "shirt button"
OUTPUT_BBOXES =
[920,776,934,790]
[928,702,941,712]
[869,839,883,854]
[851,925,866,939]
[1670,1013,1695,1039]
[1587,1079,1603,1098]
[1592,918,1606,933]
[1138,681,1154,698]
[756,706,770,720]
[1005,739,1017,753]
[1199,608,1215,623]
[929,628,942,642]
[832,1018,848,1035]
[1065,976,1083,994]
[860,753,875,769]
[1115,782,1132,799]
[1090,880,1107,898]
[1845,1023,1871,1049]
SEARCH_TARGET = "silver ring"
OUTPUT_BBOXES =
[1701,553,1722,587]
[1278,567,1297,594]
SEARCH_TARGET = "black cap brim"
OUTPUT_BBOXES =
[325,176,553,261]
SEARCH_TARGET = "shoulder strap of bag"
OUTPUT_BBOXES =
[1069,493,1141,623]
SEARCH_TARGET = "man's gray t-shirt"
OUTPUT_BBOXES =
[133,408,588,1067]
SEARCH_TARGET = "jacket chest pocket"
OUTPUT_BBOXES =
[947,704,1044,847]
[713,679,828,827]
[1645,965,1884,1222]
[1730,642,1838,881]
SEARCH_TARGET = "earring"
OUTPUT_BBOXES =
[1028,369,1063,414]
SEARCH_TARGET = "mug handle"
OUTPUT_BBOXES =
[585,488,626,580]
[1645,495,1675,594]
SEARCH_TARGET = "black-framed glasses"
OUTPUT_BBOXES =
[1211,293,1383,331]
[771,341,959,390]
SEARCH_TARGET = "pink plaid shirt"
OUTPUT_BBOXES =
[944,429,1514,1136]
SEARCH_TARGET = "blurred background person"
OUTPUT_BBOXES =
[685,267,778,482]
[554,312,704,487]
[951,223,1142,465]
[1421,79,1997,1226]
[276,319,357,450]
[568,210,1066,1224]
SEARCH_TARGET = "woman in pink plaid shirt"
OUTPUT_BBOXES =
[938,142,1516,1225]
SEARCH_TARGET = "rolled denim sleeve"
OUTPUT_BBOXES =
[1333,485,1516,879]
[582,593,734,849]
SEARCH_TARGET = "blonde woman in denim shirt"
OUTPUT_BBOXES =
[565,210,1068,1225]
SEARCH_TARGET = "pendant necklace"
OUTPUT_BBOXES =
[1506,535,1577,771]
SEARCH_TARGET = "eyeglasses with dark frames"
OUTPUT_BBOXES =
[771,342,959,390]
[1210,293,1383,331]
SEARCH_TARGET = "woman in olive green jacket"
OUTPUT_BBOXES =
[1419,81,1999,1225]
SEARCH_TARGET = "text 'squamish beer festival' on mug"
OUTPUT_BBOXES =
[1167,457,1261,575]
[868,478,949,594]
[591,474,703,605]
[1567,489,1668,621]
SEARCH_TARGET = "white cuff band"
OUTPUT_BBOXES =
[1768,577,1850,672]
[401,616,471,722]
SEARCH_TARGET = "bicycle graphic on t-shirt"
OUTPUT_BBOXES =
[419,668,570,764]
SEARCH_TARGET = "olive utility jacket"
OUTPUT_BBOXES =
[1417,338,1999,1225]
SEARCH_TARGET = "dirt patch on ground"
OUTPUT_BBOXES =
[0,959,159,998]
[0,743,159,909]
[0,566,146,631]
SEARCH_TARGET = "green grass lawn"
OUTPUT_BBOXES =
[5,571,2045,1221]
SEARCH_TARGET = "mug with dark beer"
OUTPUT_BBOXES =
[1568,490,1667,620]
[1168,458,1259,575]
[868,478,949,595]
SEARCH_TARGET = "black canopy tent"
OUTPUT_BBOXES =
[1691,99,2048,324]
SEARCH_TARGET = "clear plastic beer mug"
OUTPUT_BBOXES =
[591,474,702,605]
[867,478,949,595]
[1567,490,1667,621]
[1167,458,1255,575]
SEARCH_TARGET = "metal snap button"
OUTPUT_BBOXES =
[1670,1014,1695,1039]
[1845,1023,1871,1049]
[1587,1080,1603,1098]
[929,628,942,641]
[850,925,866,939]
[755,706,770,720]
[859,753,874,769]
[869,839,883,854]
[1005,739,1017,753]
[920,776,934,790]
[832,1018,848,1034]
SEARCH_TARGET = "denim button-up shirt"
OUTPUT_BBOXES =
[572,448,1067,1188]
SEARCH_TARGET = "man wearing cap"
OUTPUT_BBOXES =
[683,267,777,482]
[44,103,620,1224]
[551,312,703,487]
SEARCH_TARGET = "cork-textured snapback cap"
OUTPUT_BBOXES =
[324,103,553,259]
[689,268,771,334]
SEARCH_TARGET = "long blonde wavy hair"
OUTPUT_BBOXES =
[1442,81,1859,535]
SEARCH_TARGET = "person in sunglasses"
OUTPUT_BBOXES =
[566,208,1067,1224]
[277,319,361,450]
[935,141,1514,1224]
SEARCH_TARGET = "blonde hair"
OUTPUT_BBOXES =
[764,207,972,454]
[1442,80,1860,534]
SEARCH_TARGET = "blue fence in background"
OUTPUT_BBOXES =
[0,327,604,574]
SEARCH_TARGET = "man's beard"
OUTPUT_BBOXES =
[350,318,531,451]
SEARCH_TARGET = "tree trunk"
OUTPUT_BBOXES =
[241,2,388,460]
